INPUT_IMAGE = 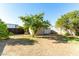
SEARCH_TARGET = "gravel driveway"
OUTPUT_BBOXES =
[1,35,79,56]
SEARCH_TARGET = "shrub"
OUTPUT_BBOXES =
[9,32,14,36]
[64,32,70,36]
[75,32,79,36]
[62,36,79,43]
[0,20,9,39]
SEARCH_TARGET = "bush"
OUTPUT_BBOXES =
[66,37,79,43]
[75,32,79,36]
[62,36,79,43]
[64,32,70,36]
[9,32,14,36]
[0,20,9,39]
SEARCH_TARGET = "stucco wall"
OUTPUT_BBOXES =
[36,28,51,35]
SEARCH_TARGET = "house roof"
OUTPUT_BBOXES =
[6,23,19,26]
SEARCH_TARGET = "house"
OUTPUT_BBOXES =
[7,24,24,34]
[36,26,57,35]
[6,24,57,35]
[36,27,51,35]
[7,24,18,28]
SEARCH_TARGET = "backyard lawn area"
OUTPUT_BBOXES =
[0,34,79,56]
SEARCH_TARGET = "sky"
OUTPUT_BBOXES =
[0,3,79,26]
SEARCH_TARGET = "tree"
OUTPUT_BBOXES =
[0,19,9,39]
[19,13,51,37]
[55,10,79,36]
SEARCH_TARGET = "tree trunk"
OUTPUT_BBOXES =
[29,27,34,37]
[69,30,75,36]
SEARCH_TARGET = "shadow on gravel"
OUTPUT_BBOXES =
[36,34,68,43]
[0,40,7,56]
[6,38,38,46]
[0,38,38,55]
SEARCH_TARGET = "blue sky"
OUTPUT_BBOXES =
[0,3,79,26]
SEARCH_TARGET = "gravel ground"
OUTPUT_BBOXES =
[1,35,79,56]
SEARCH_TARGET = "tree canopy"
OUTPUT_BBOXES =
[19,13,51,36]
[55,10,79,35]
[0,19,9,39]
